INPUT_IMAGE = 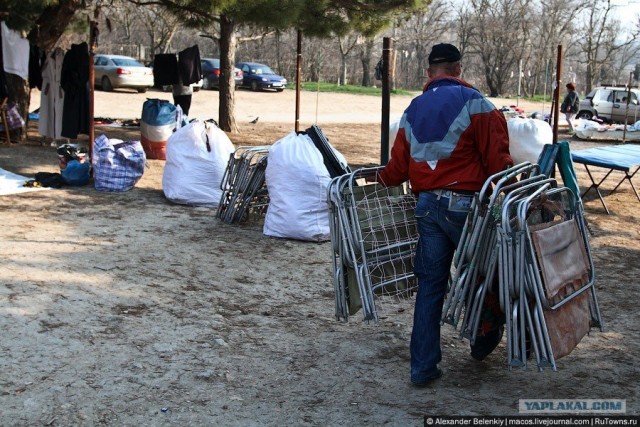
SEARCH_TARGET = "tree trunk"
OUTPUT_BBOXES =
[360,38,374,87]
[218,15,238,133]
[27,0,81,51]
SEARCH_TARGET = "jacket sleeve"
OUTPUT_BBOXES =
[472,109,514,176]
[377,127,411,186]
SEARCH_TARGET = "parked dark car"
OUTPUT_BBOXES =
[236,62,287,92]
[200,58,243,90]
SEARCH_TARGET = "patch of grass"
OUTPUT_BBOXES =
[299,81,415,96]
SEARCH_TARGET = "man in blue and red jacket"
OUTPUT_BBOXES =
[377,43,513,386]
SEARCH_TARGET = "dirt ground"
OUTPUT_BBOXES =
[1,88,639,426]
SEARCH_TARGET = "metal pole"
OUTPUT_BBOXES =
[89,20,98,161]
[381,37,392,165]
[542,58,549,115]
[552,45,562,145]
[517,59,522,107]
[622,71,633,142]
[295,30,302,133]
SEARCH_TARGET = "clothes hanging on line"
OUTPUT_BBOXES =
[60,42,90,139]
[152,45,202,87]
[1,21,29,80]
[29,44,44,90]
[178,45,201,86]
[0,21,8,99]
[153,53,178,87]
[39,47,66,139]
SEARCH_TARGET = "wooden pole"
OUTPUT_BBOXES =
[552,45,562,144]
[294,30,302,133]
[381,37,392,165]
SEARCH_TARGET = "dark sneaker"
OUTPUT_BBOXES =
[470,326,504,361]
[411,368,443,387]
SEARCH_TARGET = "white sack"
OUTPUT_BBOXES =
[162,120,235,207]
[507,118,552,165]
[263,132,334,242]
[389,118,401,160]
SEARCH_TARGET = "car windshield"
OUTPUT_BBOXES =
[207,59,220,67]
[112,58,144,67]
[252,66,275,75]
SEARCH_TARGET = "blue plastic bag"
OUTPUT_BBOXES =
[61,160,90,186]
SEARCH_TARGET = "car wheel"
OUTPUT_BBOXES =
[576,111,593,120]
[137,87,147,93]
[101,76,113,92]
[202,78,211,90]
[276,89,284,92]
[251,81,259,92]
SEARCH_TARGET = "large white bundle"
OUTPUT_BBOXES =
[263,132,334,242]
[507,118,552,165]
[162,120,235,207]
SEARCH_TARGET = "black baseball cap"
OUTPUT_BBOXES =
[428,43,462,65]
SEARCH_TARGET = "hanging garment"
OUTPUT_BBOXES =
[153,53,178,87]
[29,44,44,90]
[1,21,29,80]
[39,47,66,139]
[0,23,8,99]
[178,45,201,86]
[60,42,90,139]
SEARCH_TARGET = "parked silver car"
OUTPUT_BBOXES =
[94,54,154,93]
[577,86,640,124]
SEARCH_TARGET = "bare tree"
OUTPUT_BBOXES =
[575,0,639,91]
[466,0,531,97]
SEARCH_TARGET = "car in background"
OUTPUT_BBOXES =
[200,58,244,90]
[577,85,640,124]
[236,62,287,92]
[94,54,154,93]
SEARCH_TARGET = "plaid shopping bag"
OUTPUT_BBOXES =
[0,102,25,131]
[93,134,146,192]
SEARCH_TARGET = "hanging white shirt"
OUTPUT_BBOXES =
[1,21,30,80]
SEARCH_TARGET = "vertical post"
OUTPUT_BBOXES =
[381,37,392,165]
[552,45,562,145]
[89,20,98,160]
[517,59,522,107]
[542,58,549,115]
[622,71,633,142]
[294,30,302,133]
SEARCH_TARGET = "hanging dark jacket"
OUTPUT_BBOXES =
[61,42,90,138]
[153,54,179,87]
[178,45,202,86]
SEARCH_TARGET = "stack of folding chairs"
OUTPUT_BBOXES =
[442,157,603,370]
[216,146,270,224]
[327,166,418,322]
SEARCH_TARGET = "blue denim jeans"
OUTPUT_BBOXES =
[411,191,469,383]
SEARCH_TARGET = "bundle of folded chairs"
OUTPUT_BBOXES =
[327,166,418,322]
[442,159,603,370]
[216,146,270,224]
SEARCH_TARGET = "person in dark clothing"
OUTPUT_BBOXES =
[561,82,579,133]
[172,76,193,116]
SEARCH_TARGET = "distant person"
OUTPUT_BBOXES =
[172,76,192,116]
[561,82,579,134]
